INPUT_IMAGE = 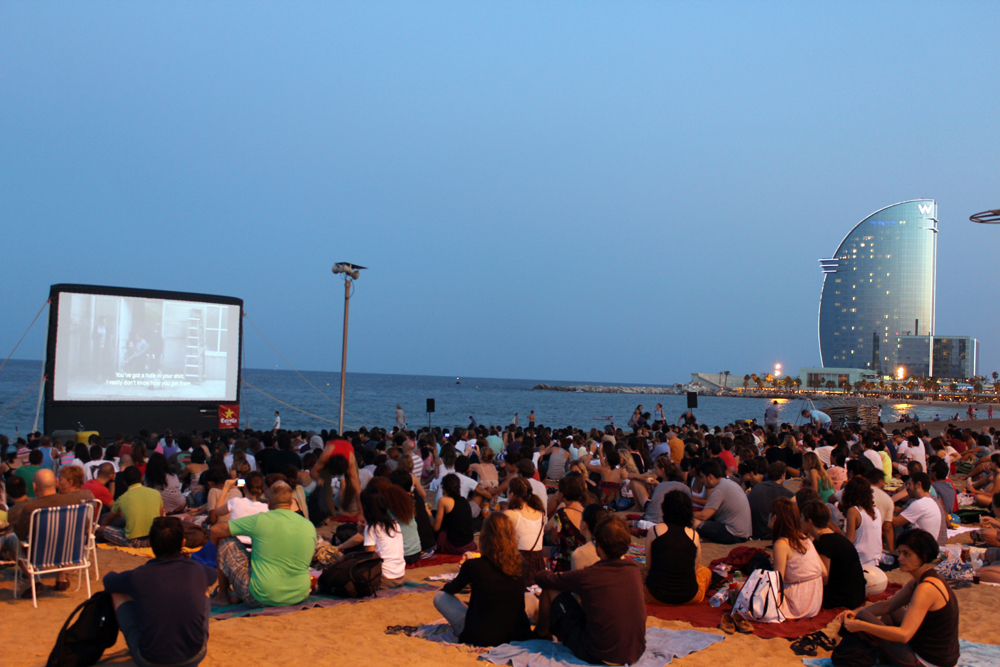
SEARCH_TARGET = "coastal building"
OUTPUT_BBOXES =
[799,366,879,389]
[818,200,937,375]
[895,335,978,379]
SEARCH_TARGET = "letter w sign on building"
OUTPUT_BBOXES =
[218,405,240,429]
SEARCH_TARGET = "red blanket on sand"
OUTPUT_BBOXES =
[405,553,465,569]
[646,583,901,639]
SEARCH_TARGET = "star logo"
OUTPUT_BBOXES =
[223,408,235,419]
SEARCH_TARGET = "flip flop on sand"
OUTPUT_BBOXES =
[732,611,753,634]
[719,612,736,635]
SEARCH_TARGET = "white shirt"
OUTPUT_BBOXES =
[527,477,548,515]
[227,497,269,546]
[863,450,883,470]
[900,496,942,537]
[364,523,405,580]
[224,453,257,472]
[273,415,280,429]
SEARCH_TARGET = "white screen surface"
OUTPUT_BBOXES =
[53,292,240,402]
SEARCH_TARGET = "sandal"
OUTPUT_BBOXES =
[385,625,403,635]
[789,634,818,657]
[719,612,736,635]
[812,632,836,652]
[732,611,753,634]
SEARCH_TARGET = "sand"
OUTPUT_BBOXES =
[3,531,998,667]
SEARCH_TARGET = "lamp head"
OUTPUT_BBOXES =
[332,263,366,280]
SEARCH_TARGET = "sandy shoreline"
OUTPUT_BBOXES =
[3,529,998,667]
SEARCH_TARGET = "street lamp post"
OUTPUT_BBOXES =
[332,263,366,436]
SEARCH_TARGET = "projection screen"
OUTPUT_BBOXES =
[52,289,241,402]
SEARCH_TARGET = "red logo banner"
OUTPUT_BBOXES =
[218,405,240,429]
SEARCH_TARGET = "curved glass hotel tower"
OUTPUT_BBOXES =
[818,200,937,375]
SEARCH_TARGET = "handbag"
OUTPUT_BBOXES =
[732,569,786,623]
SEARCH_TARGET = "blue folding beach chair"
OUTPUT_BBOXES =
[14,503,94,608]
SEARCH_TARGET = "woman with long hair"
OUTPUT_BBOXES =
[340,484,406,588]
[768,497,824,620]
[802,451,835,502]
[505,476,547,584]
[144,452,186,513]
[432,513,533,646]
[370,476,421,564]
[311,439,363,520]
[644,490,713,605]
[839,476,888,594]
[433,473,477,554]
[546,472,589,572]
[131,442,148,476]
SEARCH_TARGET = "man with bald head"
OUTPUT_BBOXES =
[4,468,94,593]
[210,478,316,608]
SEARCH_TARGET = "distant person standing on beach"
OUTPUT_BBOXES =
[528,411,535,429]
[653,404,665,424]
[396,405,406,430]
[272,411,280,434]
[513,413,519,427]
[764,401,780,431]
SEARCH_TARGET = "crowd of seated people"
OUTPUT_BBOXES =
[3,414,985,665]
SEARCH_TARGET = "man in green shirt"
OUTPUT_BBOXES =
[210,480,316,608]
[15,450,45,498]
[98,466,164,548]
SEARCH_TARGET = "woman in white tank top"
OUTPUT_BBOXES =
[841,477,883,566]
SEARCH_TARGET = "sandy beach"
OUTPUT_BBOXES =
[3,526,997,667]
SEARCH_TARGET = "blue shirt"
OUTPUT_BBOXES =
[810,410,832,425]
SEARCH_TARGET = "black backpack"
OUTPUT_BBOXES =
[831,628,878,667]
[47,591,120,667]
[317,551,383,598]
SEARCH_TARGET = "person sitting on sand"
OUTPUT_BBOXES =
[839,529,960,667]
[98,466,164,548]
[433,473,478,555]
[585,445,630,507]
[570,504,608,570]
[339,484,407,587]
[210,480,316,607]
[693,459,751,544]
[631,456,691,522]
[840,476,888,594]
[505,477,547,584]
[973,453,1000,507]
[534,516,647,665]
[433,513,534,647]
[761,498,824,620]
[800,500,868,609]
[104,517,216,667]
[546,472,589,572]
[644,490,712,606]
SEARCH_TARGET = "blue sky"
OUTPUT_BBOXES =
[2,2,998,384]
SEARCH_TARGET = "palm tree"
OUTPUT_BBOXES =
[992,371,998,384]
[825,380,836,390]
[973,380,984,395]
[743,374,751,390]
[948,382,959,394]
[793,377,802,391]
[724,371,730,389]
[764,373,775,388]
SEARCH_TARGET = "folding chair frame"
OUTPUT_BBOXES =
[14,503,94,608]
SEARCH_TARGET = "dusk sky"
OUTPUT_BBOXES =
[3,2,998,385]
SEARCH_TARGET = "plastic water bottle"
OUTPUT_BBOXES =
[708,584,729,608]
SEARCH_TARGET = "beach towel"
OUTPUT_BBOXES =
[645,584,901,640]
[403,620,490,654]
[209,581,439,620]
[802,639,1000,667]
[97,542,195,559]
[406,553,465,569]
[480,627,724,667]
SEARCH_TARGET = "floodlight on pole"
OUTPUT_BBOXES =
[332,263,367,435]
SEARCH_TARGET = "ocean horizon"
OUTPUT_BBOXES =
[0,358,943,437]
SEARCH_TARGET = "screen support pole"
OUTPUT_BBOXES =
[338,278,352,436]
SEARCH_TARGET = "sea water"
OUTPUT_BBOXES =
[0,359,943,437]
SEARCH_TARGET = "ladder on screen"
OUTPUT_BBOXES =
[184,308,206,384]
